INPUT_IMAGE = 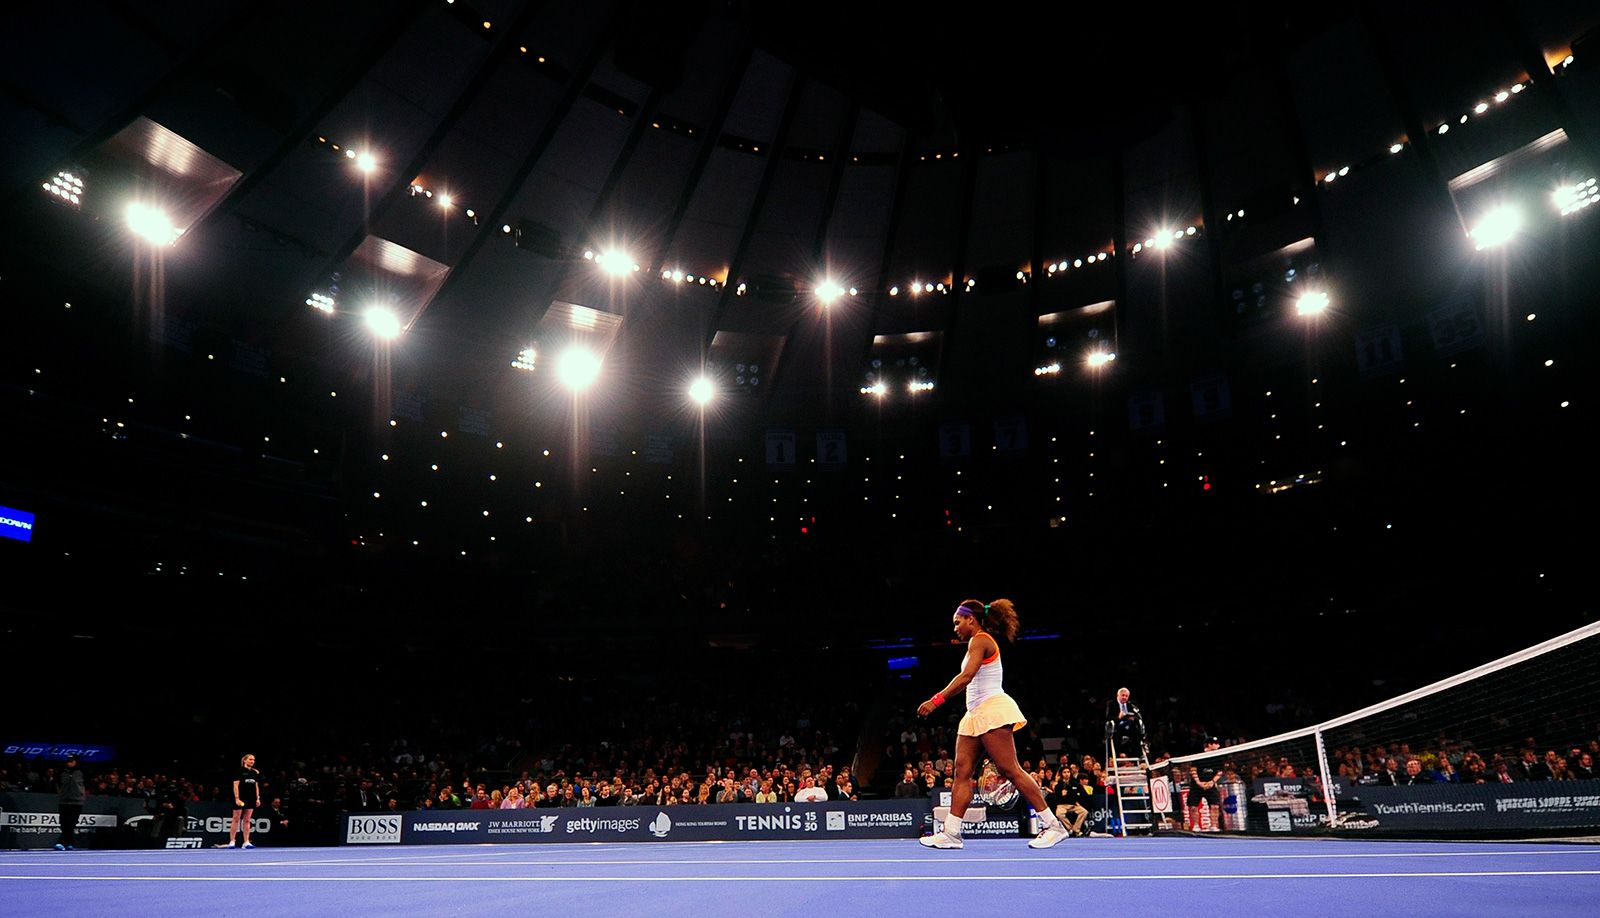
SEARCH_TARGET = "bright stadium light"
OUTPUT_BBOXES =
[355,151,378,174]
[364,306,403,339]
[126,202,180,246]
[1296,290,1331,316]
[815,280,846,305]
[556,346,602,392]
[689,376,714,406]
[593,249,637,276]
[512,347,537,372]
[1086,350,1116,369]
[1471,205,1521,250]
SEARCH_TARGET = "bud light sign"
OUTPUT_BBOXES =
[0,506,34,543]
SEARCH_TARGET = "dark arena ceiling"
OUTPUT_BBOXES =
[1,1,1596,648]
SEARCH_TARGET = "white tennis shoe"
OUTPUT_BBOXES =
[919,830,964,849]
[1028,824,1071,849]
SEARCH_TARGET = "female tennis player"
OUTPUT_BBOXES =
[917,599,1069,849]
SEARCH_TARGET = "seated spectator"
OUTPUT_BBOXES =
[501,786,523,809]
[576,786,596,807]
[894,767,921,798]
[754,780,778,803]
[793,777,828,802]
[1398,758,1434,786]
[1516,749,1550,782]
[1572,752,1596,781]
[1375,758,1402,786]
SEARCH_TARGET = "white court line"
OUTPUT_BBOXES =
[7,849,1595,869]
[3,870,1600,882]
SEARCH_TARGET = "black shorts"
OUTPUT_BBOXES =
[1187,787,1221,806]
[235,801,257,812]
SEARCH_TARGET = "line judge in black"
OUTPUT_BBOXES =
[227,753,261,849]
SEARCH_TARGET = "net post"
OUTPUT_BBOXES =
[1314,727,1337,826]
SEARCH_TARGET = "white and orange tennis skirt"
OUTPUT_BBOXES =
[958,693,1028,737]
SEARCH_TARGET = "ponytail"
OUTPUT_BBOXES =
[957,598,1020,642]
[987,598,1020,642]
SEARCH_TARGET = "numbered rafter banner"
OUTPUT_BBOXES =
[993,417,1029,452]
[1427,296,1485,358]
[457,405,490,437]
[394,387,426,422]
[765,430,796,467]
[816,430,848,468]
[1354,324,1405,379]
[1128,392,1166,431]
[1189,374,1232,423]
[938,422,972,459]
[642,435,673,465]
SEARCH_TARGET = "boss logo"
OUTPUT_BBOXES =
[346,814,403,844]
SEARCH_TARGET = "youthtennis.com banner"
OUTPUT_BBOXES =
[344,799,933,845]
[1334,781,1600,832]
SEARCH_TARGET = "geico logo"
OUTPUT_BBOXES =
[348,816,403,835]
[201,817,270,833]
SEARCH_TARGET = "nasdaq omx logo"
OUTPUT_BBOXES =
[346,814,403,844]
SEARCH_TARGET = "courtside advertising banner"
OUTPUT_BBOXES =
[1333,781,1600,833]
[0,793,271,849]
[344,799,932,845]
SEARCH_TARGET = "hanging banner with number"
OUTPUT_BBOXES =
[1189,374,1232,423]
[457,405,490,437]
[938,422,972,459]
[816,430,848,467]
[642,435,673,465]
[394,388,425,422]
[766,430,796,466]
[590,423,621,458]
[1128,392,1166,431]
[1354,324,1404,379]
[993,417,1029,453]
[1426,296,1484,357]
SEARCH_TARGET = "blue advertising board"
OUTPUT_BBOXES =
[343,799,933,845]
[0,506,34,543]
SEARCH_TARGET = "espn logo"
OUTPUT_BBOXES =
[346,814,403,844]
[165,838,205,849]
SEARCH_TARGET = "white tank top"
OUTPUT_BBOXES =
[966,644,1004,711]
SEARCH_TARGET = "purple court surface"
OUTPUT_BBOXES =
[3,836,1597,916]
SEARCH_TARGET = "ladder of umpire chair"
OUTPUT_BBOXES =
[1105,738,1155,837]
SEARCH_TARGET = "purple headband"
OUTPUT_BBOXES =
[955,603,990,618]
